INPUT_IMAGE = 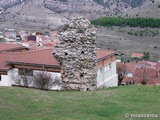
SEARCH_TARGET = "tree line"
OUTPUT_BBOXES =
[91,17,160,28]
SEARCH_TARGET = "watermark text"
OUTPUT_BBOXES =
[125,113,159,118]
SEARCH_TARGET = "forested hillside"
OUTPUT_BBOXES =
[91,17,160,28]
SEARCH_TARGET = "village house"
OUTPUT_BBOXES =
[19,31,59,50]
[0,53,13,86]
[96,49,117,88]
[0,43,118,89]
[120,60,160,86]
[0,43,29,86]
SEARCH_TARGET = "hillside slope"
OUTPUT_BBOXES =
[122,0,160,18]
[0,0,23,9]
[0,0,132,30]
[0,85,160,120]
[96,26,160,61]
[45,0,131,19]
[121,0,145,7]
[1,0,158,30]
[0,0,68,31]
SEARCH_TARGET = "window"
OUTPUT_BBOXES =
[127,73,133,77]
[18,69,33,76]
[109,63,112,68]
[0,75,1,81]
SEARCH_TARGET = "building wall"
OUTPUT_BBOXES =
[0,74,9,86]
[7,68,61,89]
[1,56,118,89]
[97,56,116,69]
[97,61,118,88]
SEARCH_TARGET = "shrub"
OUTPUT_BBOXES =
[33,72,58,90]
[13,74,33,87]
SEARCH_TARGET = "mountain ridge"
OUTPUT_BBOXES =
[0,0,131,30]
[0,0,159,30]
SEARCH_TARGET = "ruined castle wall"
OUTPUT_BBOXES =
[53,17,97,91]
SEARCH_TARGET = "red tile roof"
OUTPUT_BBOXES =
[137,60,157,67]
[155,62,160,68]
[131,53,144,58]
[0,43,28,52]
[97,49,116,61]
[135,67,157,78]
[6,48,60,67]
[121,61,160,86]
[122,60,158,75]
[0,53,13,71]
[125,62,137,74]
[6,49,116,68]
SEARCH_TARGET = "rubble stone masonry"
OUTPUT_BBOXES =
[53,16,97,91]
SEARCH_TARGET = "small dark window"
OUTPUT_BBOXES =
[18,69,33,76]
[0,75,1,81]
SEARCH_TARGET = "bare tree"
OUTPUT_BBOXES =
[135,62,152,85]
[33,72,59,90]
[16,75,33,87]
[13,69,33,87]
[117,63,127,85]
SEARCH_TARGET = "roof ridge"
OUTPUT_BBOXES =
[15,48,52,55]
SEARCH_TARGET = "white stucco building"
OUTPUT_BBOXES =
[0,44,118,89]
[96,49,118,88]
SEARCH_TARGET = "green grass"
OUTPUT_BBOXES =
[0,85,160,120]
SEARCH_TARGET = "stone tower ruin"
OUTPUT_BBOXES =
[53,16,97,91]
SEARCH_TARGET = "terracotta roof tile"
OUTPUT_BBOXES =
[0,53,13,71]
[97,49,116,60]
[124,62,137,74]
[155,62,160,68]
[0,43,27,52]
[6,49,115,68]
[131,53,144,58]
[7,48,59,67]
[135,67,157,78]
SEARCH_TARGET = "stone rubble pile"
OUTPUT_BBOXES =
[53,16,97,91]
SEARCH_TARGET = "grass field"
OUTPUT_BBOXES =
[0,85,160,120]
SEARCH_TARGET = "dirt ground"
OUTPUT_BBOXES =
[96,26,160,62]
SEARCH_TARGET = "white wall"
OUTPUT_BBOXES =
[1,61,118,90]
[0,74,10,86]
[7,68,61,90]
[97,61,118,88]
[8,68,18,86]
